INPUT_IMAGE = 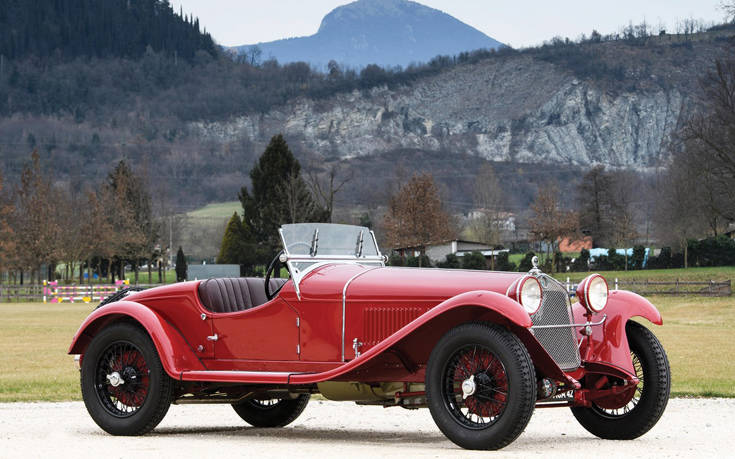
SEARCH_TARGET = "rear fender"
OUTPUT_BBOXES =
[68,301,206,378]
[572,290,663,376]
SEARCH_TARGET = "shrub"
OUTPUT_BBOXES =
[461,251,486,270]
[437,253,461,269]
[518,252,536,272]
[494,252,516,271]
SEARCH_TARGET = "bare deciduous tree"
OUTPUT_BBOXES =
[383,173,454,266]
[13,150,60,283]
[0,170,17,276]
[529,183,578,272]
[306,163,352,223]
[653,161,705,268]
[468,164,505,269]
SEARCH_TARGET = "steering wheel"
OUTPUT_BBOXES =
[265,250,287,300]
[264,242,311,300]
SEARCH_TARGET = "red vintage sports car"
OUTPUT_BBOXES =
[69,223,670,450]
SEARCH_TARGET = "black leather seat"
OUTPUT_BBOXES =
[198,277,287,314]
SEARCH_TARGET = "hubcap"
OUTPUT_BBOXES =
[106,371,124,387]
[461,375,476,399]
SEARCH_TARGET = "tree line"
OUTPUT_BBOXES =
[0,152,166,284]
[0,0,215,60]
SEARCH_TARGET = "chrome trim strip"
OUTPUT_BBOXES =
[531,314,607,329]
[341,266,383,362]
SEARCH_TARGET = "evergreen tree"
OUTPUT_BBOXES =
[239,134,327,261]
[217,211,261,275]
[175,246,187,281]
[218,212,244,265]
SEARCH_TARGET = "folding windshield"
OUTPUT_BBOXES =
[278,223,384,299]
[280,223,380,258]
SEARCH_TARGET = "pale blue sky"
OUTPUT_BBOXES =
[169,0,725,48]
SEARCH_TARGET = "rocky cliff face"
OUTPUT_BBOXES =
[193,52,698,170]
[201,32,735,176]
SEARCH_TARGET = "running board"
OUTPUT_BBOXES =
[180,370,299,384]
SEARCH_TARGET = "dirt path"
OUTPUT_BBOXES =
[1,398,732,458]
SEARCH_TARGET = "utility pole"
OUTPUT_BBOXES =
[169,215,173,268]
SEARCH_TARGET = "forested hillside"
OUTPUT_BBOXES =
[0,0,215,59]
[0,0,733,215]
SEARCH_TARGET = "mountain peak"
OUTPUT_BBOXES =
[236,0,504,69]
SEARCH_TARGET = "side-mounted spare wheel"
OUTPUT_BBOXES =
[571,320,670,439]
[426,323,537,450]
[232,395,310,427]
[80,322,173,435]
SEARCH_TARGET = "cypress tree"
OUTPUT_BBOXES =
[175,246,187,281]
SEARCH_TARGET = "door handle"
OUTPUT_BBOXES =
[207,334,218,342]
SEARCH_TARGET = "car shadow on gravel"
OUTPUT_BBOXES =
[150,426,448,445]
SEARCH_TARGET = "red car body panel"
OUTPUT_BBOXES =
[68,263,661,391]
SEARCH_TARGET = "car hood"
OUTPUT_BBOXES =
[294,265,525,304]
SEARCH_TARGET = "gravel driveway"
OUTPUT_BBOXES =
[1,398,732,458]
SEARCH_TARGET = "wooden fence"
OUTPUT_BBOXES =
[564,279,732,297]
[0,283,160,303]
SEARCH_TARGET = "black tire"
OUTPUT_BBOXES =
[232,394,310,427]
[571,321,670,440]
[426,323,536,450]
[80,322,173,435]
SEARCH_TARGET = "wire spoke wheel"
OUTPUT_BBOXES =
[94,341,151,417]
[232,394,310,427]
[426,323,536,450]
[593,351,644,418]
[81,323,172,436]
[570,321,670,440]
[444,345,509,429]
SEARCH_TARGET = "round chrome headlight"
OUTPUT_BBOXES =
[518,276,542,315]
[576,273,608,313]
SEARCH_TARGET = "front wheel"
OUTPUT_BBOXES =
[232,394,310,427]
[571,321,670,439]
[80,322,173,435]
[426,323,537,450]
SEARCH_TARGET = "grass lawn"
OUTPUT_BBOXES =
[0,302,91,402]
[639,295,735,398]
[0,297,733,402]
[186,201,241,219]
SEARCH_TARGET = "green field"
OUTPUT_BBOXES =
[0,296,733,402]
[186,201,241,219]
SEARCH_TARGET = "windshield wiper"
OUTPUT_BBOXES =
[310,228,319,256]
[355,230,364,257]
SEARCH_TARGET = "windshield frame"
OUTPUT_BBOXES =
[278,224,385,299]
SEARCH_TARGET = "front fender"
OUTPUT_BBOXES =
[68,301,206,379]
[573,290,663,376]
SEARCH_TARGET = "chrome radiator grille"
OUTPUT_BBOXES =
[530,275,581,371]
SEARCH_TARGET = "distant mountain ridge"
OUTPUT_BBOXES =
[233,0,504,68]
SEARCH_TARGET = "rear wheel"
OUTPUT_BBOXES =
[80,322,173,435]
[232,395,310,427]
[426,323,536,450]
[571,321,670,439]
